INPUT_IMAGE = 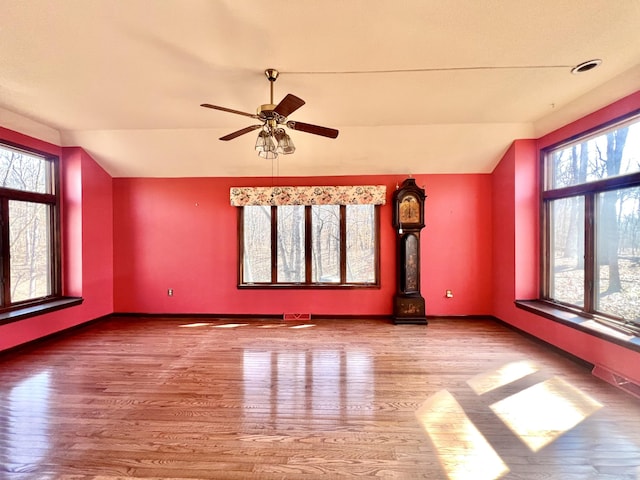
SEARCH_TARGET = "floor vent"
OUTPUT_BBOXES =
[592,365,640,399]
[283,313,311,321]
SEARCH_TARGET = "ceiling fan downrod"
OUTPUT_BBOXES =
[265,68,279,104]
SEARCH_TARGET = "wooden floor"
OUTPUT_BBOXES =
[1,316,639,479]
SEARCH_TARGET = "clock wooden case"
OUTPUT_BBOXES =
[392,178,427,325]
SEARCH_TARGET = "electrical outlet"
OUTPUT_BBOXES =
[168,288,173,296]
[445,289,453,298]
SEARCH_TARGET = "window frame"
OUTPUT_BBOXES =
[540,109,640,334]
[237,204,381,289]
[0,139,63,313]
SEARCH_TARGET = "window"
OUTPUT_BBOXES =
[542,112,640,334]
[240,204,379,287]
[0,141,60,310]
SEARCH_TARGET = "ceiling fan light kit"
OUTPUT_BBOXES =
[274,128,296,154]
[201,68,338,159]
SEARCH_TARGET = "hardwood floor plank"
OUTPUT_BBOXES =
[1,317,639,479]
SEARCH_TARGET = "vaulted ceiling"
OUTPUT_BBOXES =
[2,0,639,177]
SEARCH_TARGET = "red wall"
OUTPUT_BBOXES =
[72,147,114,316]
[491,138,539,310]
[421,174,493,315]
[491,91,640,385]
[0,129,113,352]
[113,174,493,316]
[492,142,517,311]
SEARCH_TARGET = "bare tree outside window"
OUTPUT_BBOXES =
[239,202,379,287]
[311,205,340,283]
[0,148,48,193]
[277,205,305,283]
[10,201,51,302]
[243,206,271,283]
[346,205,375,283]
[544,116,640,330]
[0,142,57,307]
[596,186,640,319]
[549,197,585,307]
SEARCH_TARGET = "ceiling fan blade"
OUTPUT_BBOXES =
[201,103,260,119]
[273,94,305,118]
[286,121,339,139]
[220,125,263,141]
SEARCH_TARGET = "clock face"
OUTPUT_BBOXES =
[399,195,420,224]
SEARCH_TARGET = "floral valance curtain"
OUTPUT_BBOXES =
[230,185,387,206]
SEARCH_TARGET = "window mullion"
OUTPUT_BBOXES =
[0,198,10,307]
[51,159,62,296]
[305,206,312,284]
[340,205,347,283]
[271,206,277,283]
[374,205,381,285]
[541,200,551,298]
[584,194,595,313]
[237,207,244,286]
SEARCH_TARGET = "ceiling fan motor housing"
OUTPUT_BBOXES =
[258,104,287,124]
[258,104,276,114]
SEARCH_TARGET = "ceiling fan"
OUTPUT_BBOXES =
[200,68,339,159]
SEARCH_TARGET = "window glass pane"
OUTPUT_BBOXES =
[311,205,340,283]
[277,205,305,283]
[596,186,640,322]
[10,200,52,302]
[243,206,271,283]
[346,204,375,283]
[549,197,584,307]
[0,145,49,193]
[546,117,640,190]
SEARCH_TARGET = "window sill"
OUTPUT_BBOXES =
[515,300,640,353]
[0,297,84,326]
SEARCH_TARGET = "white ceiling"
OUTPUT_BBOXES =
[1,0,639,178]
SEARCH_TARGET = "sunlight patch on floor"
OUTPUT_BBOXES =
[467,360,539,395]
[489,376,603,452]
[417,362,606,479]
[416,390,510,480]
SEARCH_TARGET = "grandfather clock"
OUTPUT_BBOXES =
[392,178,427,325]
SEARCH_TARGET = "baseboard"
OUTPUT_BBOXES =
[113,312,498,321]
[0,313,111,357]
[426,314,498,321]
[114,312,394,321]
[493,316,594,370]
